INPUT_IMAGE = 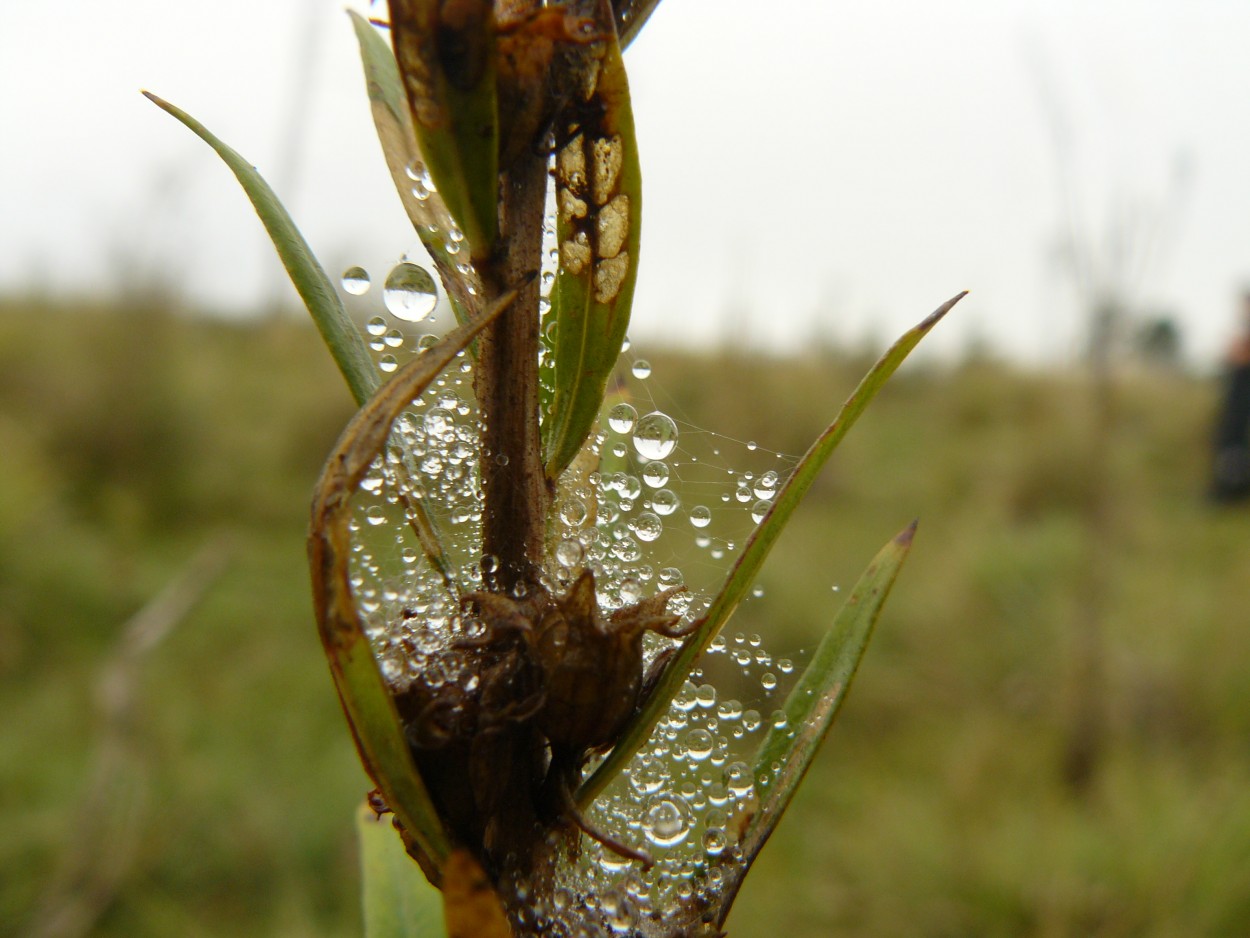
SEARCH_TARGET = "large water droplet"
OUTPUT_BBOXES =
[631,359,652,379]
[642,796,691,847]
[641,461,669,488]
[754,470,780,500]
[559,498,588,526]
[384,262,438,322]
[685,728,713,761]
[630,512,663,542]
[632,411,678,460]
[651,488,679,517]
[607,402,637,435]
[341,266,371,295]
[689,505,711,528]
[629,754,667,795]
[750,500,771,523]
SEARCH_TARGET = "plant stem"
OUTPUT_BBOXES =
[475,148,551,591]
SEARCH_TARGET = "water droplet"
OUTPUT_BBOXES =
[643,796,691,847]
[754,470,780,500]
[341,266,371,295]
[612,536,641,563]
[702,827,727,857]
[607,402,637,434]
[366,316,387,337]
[383,262,438,322]
[628,755,667,797]
[365,505,386,526]
[672,681,697,712]
[651,488,680,517]
[619,474,641,500]
[761,672,778,691]
[778,658,794,674]
[717,699,743,721]
[631,511,663,542]
[689,505,711,528]
[424,407,455,440]
[559,498,588,526]
[631,359,652,379]
[746,440,758,451]
[619,578,642,604]
[378,354,398,373]
[685,728,713,761]
[555,539,583,568]
[725,761,754,798]
[658,567,683,587]
[633,411,678,460]
[695,683,717,708]
[641,461,669,488]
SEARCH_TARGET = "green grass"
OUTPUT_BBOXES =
[3,299,1248,936]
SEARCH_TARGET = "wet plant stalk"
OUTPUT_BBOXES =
[475,148,551,591]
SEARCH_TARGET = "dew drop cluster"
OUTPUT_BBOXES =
[339,257,802,932]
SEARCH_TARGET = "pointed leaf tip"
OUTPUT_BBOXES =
[918,290,968,333]
[897,520,919,547]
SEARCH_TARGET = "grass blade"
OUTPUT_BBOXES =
[742,522,915,862]
[309,287,520,876]
[349,12,482,327]
[542,32,643,483]
[142,92,379,407]
[578,291,964,807]
[357,801,445,938]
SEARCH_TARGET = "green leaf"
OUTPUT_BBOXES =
[357,801,445,938]
[742,522,916,862]
[145,87,456,585]
[577,291,965,807]
[309,287,521,876]
[143,91,379,407]
[542,32,643,484]
[349,12,481,328]
[390,0,499,262]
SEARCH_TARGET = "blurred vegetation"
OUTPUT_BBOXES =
[3,298,1249,936]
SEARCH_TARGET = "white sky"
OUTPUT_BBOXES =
[2,1,1249,364]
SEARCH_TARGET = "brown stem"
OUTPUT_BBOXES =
[475,148,551,592]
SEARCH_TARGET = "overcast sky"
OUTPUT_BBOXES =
[3,1,1249,364]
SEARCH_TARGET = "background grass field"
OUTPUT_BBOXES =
[4,299,1249,936]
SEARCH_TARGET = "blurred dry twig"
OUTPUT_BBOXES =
[25,538,231,938]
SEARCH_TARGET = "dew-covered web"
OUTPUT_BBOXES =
[335,242,812,933]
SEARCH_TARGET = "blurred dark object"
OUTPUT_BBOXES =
[1209,294,1250,503]
[1134,314,1184,369]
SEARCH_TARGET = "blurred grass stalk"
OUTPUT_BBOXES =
[146,2,958,934]
[25,540,229,938]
